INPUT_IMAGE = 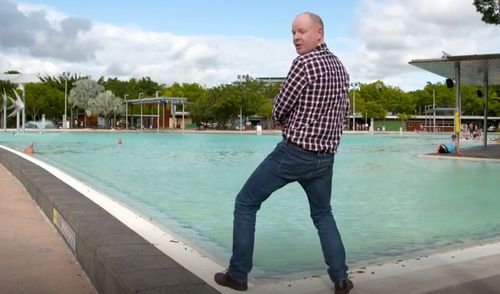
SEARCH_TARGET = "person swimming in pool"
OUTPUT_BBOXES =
[24,143,34,155]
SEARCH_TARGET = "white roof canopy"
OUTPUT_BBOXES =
[409,53,500,86]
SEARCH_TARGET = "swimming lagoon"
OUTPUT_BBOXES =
[1,132,499,278]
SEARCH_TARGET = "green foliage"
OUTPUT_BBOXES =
[473,0,500,25]
[257,99,273,119]
[0,80,16,95]
[98,76,162,99]
[5,71,499,130]
[189,77,272,128]
[39,73,88,93]
[69,79,104,126]
[87,90,123,126]
[24,83,64,121]
[3,70,21,74]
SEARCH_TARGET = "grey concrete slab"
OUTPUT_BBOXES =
[0,148,220,294]
[0,163,96,294]
[426,274,500,294]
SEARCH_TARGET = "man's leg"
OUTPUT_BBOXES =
[228,145,290,283]
[299,157,349,283]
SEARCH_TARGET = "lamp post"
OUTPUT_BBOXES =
[124,94,129,131]
[350,82,360,131]
[156,91,160,133]
[139,92,144,131]
[63,72,68,129]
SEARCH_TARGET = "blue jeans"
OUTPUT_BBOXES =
[228,140,348,283]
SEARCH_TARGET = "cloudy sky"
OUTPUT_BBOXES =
[1,0,499,91]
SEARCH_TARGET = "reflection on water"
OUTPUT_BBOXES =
[1,132,499,278]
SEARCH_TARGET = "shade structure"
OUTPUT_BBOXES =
[409,53,500,85]
[410,53,500,149]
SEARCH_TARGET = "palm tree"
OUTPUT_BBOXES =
[89,90,124,128]
[69,79,104,127]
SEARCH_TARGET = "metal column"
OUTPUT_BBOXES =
[182,102,185,130]
[454,62,461,153]
[483,66,489,147]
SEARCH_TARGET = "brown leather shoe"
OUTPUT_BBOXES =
[334,279,353,294]
[214,270,248,291]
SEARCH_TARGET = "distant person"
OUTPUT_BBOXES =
[436,134,457,153]
[24,143,34,155]
[214,12,353,294]
[117,138,123,145]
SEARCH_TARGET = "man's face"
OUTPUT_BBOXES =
[292,15,322,55]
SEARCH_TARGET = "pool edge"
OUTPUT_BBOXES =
[0,145,221,294]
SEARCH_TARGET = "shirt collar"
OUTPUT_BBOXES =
[315,43,328,51]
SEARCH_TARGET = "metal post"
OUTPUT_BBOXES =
[170,102,174,130]
[424,105,427,132]
[182,102,185,130]
[454,62,461,153]
[3,89,6,132]
[124,94,129,132]
[352,89,356,131]
[433,90,436,133]
[64,73,68,129]
[240,106,243,132]
[483,67,489,147]
[16,111,20,133]
[21,87,25,132]
[139,92,143,132]
[156,92,160,133]
[3,103,5,132]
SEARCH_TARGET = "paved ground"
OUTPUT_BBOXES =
[350,248,500,294]
[0,164,96,294]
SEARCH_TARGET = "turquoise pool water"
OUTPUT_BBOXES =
[1,132,499,278]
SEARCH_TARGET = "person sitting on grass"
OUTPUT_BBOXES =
[436,134,457,154]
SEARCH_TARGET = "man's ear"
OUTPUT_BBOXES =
[317,27,324,41]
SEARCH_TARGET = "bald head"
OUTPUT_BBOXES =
[299,12,324,32]
[292,12,325,55]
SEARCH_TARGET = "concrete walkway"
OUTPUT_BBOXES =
[349,246,500,294]
[0,164,96,294]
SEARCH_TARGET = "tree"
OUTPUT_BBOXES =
[87,90,123,127]
[24,83,64,122]
[0,80,16,94]
[257,99,273,119]
[163,82,206,113]
[366,101,387,120]
[397,113,411,131]
[69,79,104,127]
[190,93,215,127]
[473,0,500,25]
[39,73,87,93]
[3,70,21,74]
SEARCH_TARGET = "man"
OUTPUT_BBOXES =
[215,12,353,294]
[436,134,457,153]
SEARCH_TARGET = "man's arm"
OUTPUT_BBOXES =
[272,59,307,125]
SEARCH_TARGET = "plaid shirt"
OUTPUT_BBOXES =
[272,43,350,153]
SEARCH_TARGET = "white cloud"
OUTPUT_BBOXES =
[3,0,498,91]
[346,0,500,90]
[0,0,295,87]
